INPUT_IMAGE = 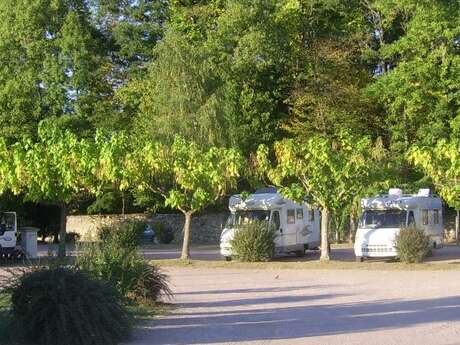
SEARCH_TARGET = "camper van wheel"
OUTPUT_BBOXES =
[356,256,364,262]
[224,256,232,262]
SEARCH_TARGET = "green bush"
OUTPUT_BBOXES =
[98,220,146,250]
[394,226,431,263]
[66,231,81,243]
[5,266,131,345]
[131,263,173,305]
[230,220,277,262]
[76,240,172,304]
[152,223,174,244]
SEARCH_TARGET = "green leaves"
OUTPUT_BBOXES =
[0,1,114,141]
[3,123,98,205]
[259,132,376,212]
[129,136,245,214]
[409,138,460,210]
[95,131,132,194]
[366,0,460,162]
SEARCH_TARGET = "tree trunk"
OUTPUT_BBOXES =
[58,203,67,258]
[456,210,460,245]
[320,207,330,261]
[121,191,126,218]
[349,213,356,244]
[181,211,193,260]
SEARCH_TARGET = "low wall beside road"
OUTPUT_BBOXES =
[66,212,228,244]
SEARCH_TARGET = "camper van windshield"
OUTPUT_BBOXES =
[0,213,15,231]
[360,210,407,229]
[232,210,270,226]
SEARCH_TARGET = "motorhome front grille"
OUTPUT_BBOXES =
[362,245,395,253]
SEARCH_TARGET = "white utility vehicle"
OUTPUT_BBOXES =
[220,187,320,260]
[354,188,443,261]
[0,211,22,259]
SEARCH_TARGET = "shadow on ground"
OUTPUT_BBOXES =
[135,294,460,344]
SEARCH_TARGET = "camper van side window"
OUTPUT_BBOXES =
[287,209,296,224]
[309,209,315,222]
[296,209,303,220]
[433,209,440,224]
[422,209,429,225]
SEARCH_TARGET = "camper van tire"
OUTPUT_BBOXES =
[356,256,364,262]
[224,256,232,262]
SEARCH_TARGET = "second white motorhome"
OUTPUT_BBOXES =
[354,188,443,261]
[220,187,320,260]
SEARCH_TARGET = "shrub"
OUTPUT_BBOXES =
[66,231,81,243]
[394,226,431,263]
[152,223,174,244]
[98,220,146,250]
[230,220,277,262]
[76,241,172,304]
[5,266,131,345]
[131,263,173,304]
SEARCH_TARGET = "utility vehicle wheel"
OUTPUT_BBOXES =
[224,256,232,262]
[356,256,364,262]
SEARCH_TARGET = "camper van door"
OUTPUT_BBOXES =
[270,209,283,247]
[283,208,298,247]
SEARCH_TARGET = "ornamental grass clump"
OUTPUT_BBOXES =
[230,220,277,262]
[394,225,431,263]
[98,220,146,250]
[5,266,131,345]
[77,224,172,304]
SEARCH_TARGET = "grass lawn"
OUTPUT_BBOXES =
[151,258,460,271]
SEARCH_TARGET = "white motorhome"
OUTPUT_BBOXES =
[354,188,443,261]
[220,187,320,260]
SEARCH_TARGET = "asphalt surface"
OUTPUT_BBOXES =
[128,267,460,345]
[37,242,460,264]
[140,243,460,264]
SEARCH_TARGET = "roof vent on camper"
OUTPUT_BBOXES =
[418,188,430,197]
[388,188,403,197]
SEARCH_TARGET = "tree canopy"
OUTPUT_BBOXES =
[127,136,245,258]
[256,132,379,260]
[1,0,460,257]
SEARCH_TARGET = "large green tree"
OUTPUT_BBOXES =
[128,137,244,259]
[123,0,294,152]
[0,0,115,142]
[95,131,133,215]
[4,124,98,257]
[122,30,229,148]
[279,0,382,140]
[365,0,460,183]
[409,137,460,242]
[257,132,377,260]
[92,0,170,80]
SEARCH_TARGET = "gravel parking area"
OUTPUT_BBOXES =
[129,267,460,345]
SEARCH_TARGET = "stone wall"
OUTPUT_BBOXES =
[66,212,228,244]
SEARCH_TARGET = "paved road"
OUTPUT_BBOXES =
[37,243,460,264]
[140,244,460,264]
[129,267,460,345]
